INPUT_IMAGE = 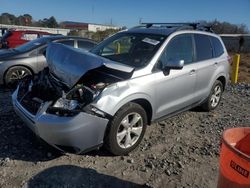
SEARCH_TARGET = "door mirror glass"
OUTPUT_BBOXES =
[163,59,184,70]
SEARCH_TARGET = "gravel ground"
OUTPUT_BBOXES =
[0,83,249,188]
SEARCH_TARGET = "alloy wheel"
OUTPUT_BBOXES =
[210,85,222,108]
[116,112,143,149]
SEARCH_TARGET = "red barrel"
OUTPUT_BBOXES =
[218,127,250,188]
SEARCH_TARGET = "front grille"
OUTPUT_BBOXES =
[19,92,42,115]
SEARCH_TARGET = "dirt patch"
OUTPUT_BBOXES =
[0,84,249,188]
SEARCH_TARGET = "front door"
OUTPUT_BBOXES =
[153,33,197,119]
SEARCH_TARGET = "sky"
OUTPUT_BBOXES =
[0,0,249,29]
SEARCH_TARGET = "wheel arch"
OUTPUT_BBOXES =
[4,64,34,84]
[216,75,226,91]
[130,98,153,125]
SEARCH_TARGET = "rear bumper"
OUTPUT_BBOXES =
[12,88,109,153]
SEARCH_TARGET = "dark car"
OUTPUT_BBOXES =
[0,29,53,49]
[0,35,97,85]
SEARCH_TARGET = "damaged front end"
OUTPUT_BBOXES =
[12,43,134,153]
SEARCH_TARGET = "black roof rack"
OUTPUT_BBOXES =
[138,22,214,33]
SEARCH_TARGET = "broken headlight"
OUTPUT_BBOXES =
[47,83,107,116]
[53,98,78,110]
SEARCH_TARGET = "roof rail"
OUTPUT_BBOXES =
[139,22,214,33]
[141,22,199,28]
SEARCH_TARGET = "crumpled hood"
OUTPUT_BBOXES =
[46,43,134,88]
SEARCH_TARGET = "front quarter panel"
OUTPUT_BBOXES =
[92,76,156,118]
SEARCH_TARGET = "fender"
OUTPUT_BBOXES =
[92,82,155,118]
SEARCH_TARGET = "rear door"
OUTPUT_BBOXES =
[154,33,197,118]
[193,34,216,101]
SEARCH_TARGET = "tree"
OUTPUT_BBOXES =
[92,29,120,42]
[0,13,59,28]
[199,20,249,34]
[46,16,59,28]
[0,13,16,24]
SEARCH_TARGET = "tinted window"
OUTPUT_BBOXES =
[194,34,213,61]
[91,33,166,68]
[164,34,193,65]
[78,40,96,50]
[210,36,224,57]
[58,40,74,47]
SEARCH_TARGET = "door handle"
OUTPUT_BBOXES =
[214,62,218,66]
[189,69,195,75]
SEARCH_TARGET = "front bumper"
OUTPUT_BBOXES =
[12,88,109,153]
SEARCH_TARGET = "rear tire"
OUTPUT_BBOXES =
[5,66,32,87]
[201,80,223,111]
[105,102,147,155]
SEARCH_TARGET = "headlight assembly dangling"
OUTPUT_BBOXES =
[53,91,78,110]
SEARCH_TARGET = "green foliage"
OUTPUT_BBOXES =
[68,30,81,36]
[91,29,120,42]
[0,13,58,28]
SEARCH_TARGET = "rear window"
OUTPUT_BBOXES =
[194,34,213,61]
[78,40,95,50]
[210,36,224,57]
[57,40,74,47]
[21,33,38,41]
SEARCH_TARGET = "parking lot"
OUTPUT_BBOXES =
[0,83,249,188]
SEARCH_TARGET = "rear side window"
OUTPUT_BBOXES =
[210,36,224,57]
[21,34,38,41]
[78,40,96,50]
[194,34,213,61]
[57,40,74,47]
[165,34,193,65]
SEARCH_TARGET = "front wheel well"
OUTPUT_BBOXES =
[131,99,152,125]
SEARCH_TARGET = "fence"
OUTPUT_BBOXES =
[220,34,250,53]
[0,24,70,36]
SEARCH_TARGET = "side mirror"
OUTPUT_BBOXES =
[162,59,184,75]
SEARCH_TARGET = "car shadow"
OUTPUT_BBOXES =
[190,106,206,112]
[27,165,148,188]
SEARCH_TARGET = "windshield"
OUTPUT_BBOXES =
[90,32,166,68]
[1,30,11,39]
[14,37,49,52]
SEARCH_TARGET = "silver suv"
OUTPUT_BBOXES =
[12,23,230,155]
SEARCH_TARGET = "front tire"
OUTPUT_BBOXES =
[105,102,147,155]
[201,80,223,111]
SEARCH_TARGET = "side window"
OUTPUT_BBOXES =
[78,40,96,50]
[210,36,224,57]
[194,34,213,61]
[21,33,38,41]
[162,34,193,65]
[38,46,47,55]
[57,40,74,47]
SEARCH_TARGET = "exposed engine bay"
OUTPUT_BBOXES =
[16,43,134,117]
[17,66,130,117]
